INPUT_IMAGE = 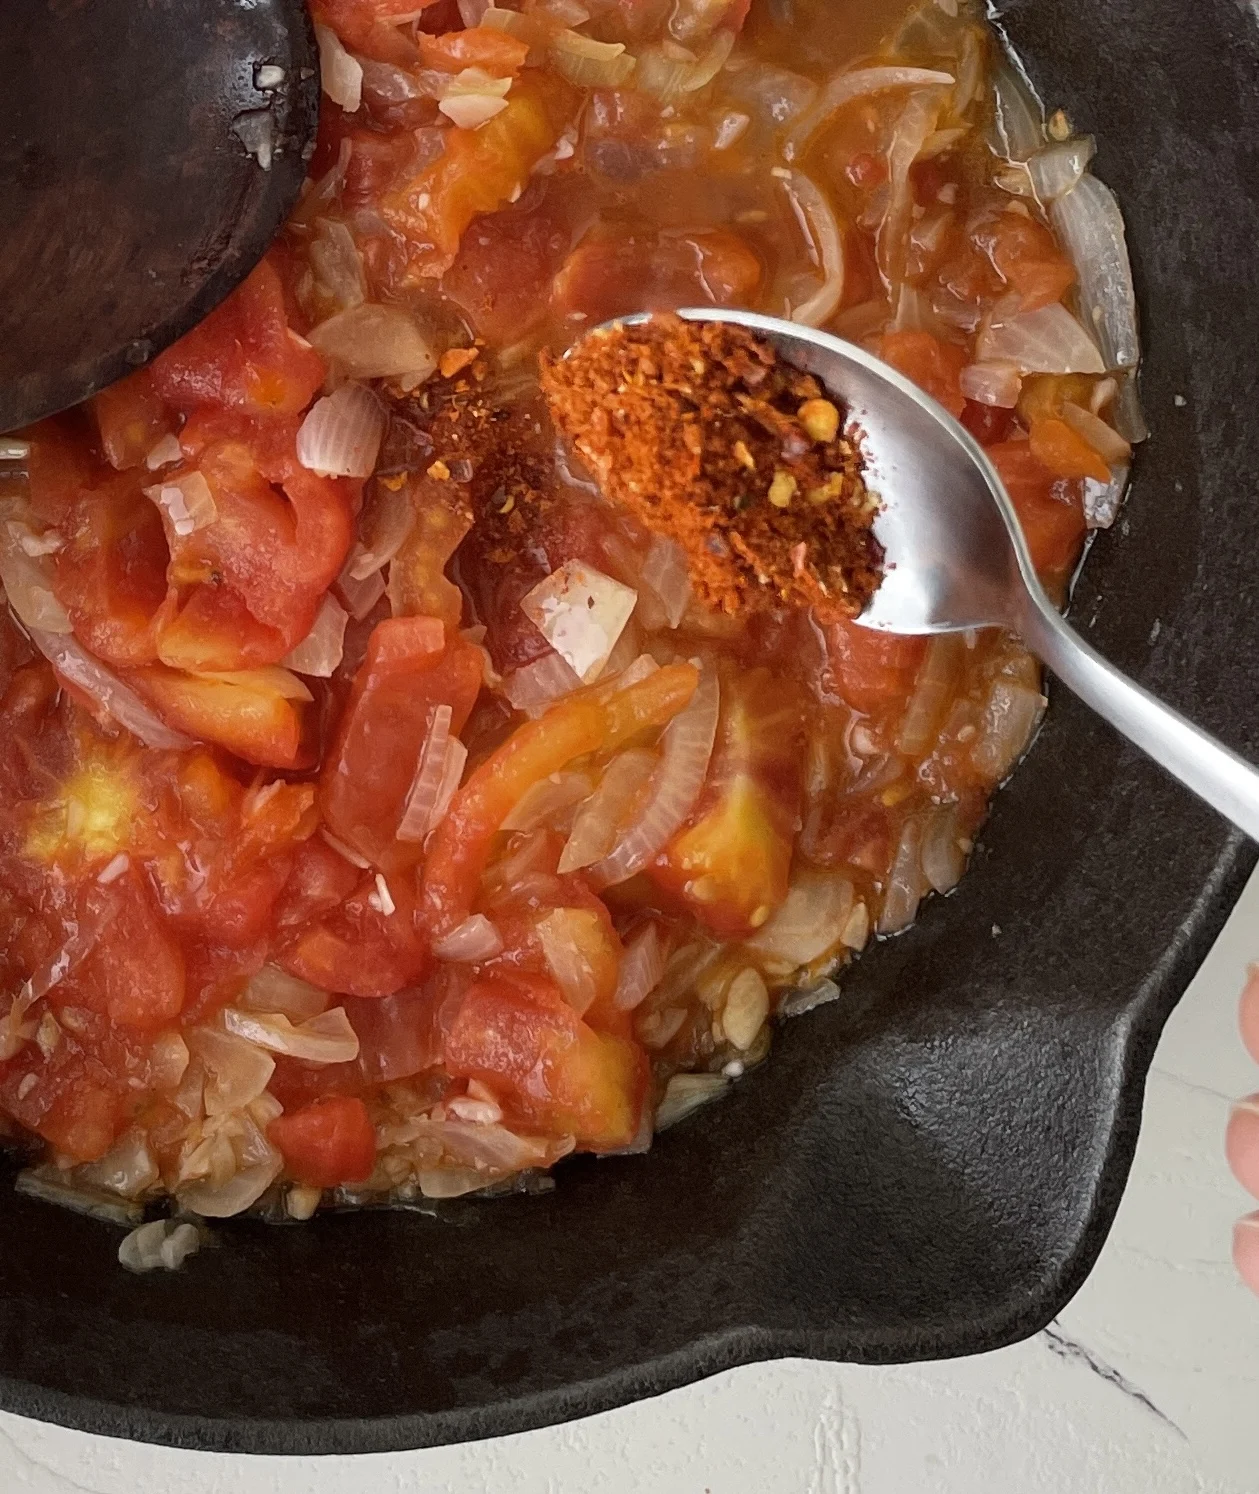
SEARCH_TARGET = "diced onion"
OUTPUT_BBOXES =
[144,434,183,470]
[178,1156,283,1219]
[143,470,218,538]
[636,534,692,630]
[433,914,504,963]
[1024,136,1095,203]
[635,28,734,100]
[28,628,197,749]
[297,383,385,479]
[428,737,467,836]
[336,548,388,619]
[548,29,636,86]
[920,802,967,894]
[119,1219,202,1273]
[223,1005,361,1065]
[0,519,72,633]
[977,302,1105,375]
[589,669,719,888]
[614,922,666,1011]
[784,65,954,162]
[521,559,638,684]
[878,88,941,290]
[987,49,1044,162]
[282,593,349,677]
[1060,401,1131,466]
[187,1027,275,1116]
[315,23,363,112]
[397,703,453,842]
[239,965,330,1020]
[971,680,1045,782]
[784,170,845,329]
[897,635,963,756]
[877,817,926,935]
[959,359,1022,408]
[76,1129,159,1199]
[656,1072,728,1131]
[536,908,600,1015]
[437,66,512,129]
[558,748,656,872]
[1050,173,1142,378]
[352,481,415,576]
[309,218,367,312]
[308,303,437,383]
[748,870,853,967]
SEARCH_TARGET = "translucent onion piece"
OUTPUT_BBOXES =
[636,28,733,101]
[0,519,72,633]
[119,1219,192,1273]
[297,383,385,479]
[959,359,1022,408]
[144,433,183,470]
[178,1155,283,1219]
[397,703,453,842]
[398,1119,558,1174]
[722,59,817,129]
[16,1167,143,1227]
[29,628,197,749]
[501,770,594,833]
[877,817,926,935]
[439,89,509,129]
[432,914,503,963]
[75,1129,159,1199]
[315,23,363,112]
[589,669,719,889]
[352,482,415,576]
[748,870,853,967]
[1082,463,1130,531]
[282,592,349,677]
[521,560,638,684]
[548,30,636,87]
[1050,173,1142,380]
[310,218,367,311]
[977,302,1105,376]
[655,1072,728,1131]
[308,303,437,383]
[558,748,656,873]
[1026,136,1095,203]
[502,650,583,716]
[140,470,216,537]
[778,977,843,1019]
[427,737,467,836]
[536,909,600,1015]
[239,965,330,1020]
[784,65,954,162]
[971,680,1045,782]
[1060,401,1131,466]
[897,635,963,757]
[614,922,666,1011]
[784,170,845,328]
[920,802,967,895]
[636,534,692,629]
[187,1027,276,1116]
[223,1005,361,1065]
[336,549,388,620]
[878,89,940,292]
[987,49,1044,162]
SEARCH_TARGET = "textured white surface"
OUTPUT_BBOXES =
[3,870,1257,1492]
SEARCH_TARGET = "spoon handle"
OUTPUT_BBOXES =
[1018,594,1259,842]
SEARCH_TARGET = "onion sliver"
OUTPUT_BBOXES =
[1026,136,1095,203]
[536,908,601,1014]
[501,770,593,833]
[398,703,453,842]
[987,49,1044,162]
[521,560,638,683]
[282,593,349,677]
[336,548,388,620]
[501,650,582,716]
[1050,172,1142,380]
[589,669,719,888]
[636,534,692,629]
[297,383,385,479]
[748,870,853,967]
[558,748,656,872]
[433,914,503,963]
[1060,401,1131,466]
[784,65,954,162]
[0,520,72,633]
[308,303,437,383]
[240,965,329,1020]
[971,679,1045,782]
[315,23,362,112]
[614,922,665,1011]
[29,629,197,750]
[143,471,217,537]
[877,817,926,935]
[187,1027,275,1116]
[977,302,1104,376]
[548,29,635,87]
[784,171,845,329]
[223,1006,361,1065]
[352,482,415,577]
[179,1156,283,1220]
[959,360,1021,409]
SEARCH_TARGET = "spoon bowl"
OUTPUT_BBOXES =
[674,306,1259,842]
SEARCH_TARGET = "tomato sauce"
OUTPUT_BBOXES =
[0,0,1130,1221]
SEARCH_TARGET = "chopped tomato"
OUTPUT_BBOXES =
[23,421,94,527]
[551,227,762,326]
[421,663,699,935]
[381,74,577,277]
[269,1095,377,1187]
[960,399,1015,446]
[650,668,807,937]
[418,26,529,74]
[822,619,927,715]
[151,257,325,418]
[91,369,170,470]
[1028,416,1111,483]
[320,617,485,872]
[974,210,1076,312]
[445,975,647,1148]
[127,664,309,769]
[277,869,429,996]
[988,439,1087,583]
[339,125,420,203]
[311,0,428,64]
[385,491,474,632]
[274,836,362,929]
[877,330,968,418]
[442,194,575,344]
[1016,372,1099,427]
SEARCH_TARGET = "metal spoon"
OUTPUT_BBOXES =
[0,0,320,434]
[674,306,1259,841]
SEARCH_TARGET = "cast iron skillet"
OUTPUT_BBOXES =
[1,0,1257,1456]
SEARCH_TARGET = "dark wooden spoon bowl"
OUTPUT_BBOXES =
[0,0,320,434]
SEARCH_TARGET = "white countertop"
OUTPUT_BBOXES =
[4,869,1257,1493]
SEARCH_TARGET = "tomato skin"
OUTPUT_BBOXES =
[445,976,647,1148]
[320,617,484,873]
[877,331,967,418]
[151,258,326,418]
[277,869,429,997]
[988,439,1087,583]
[823,619,927,715]
[269,1095,377,1187]
[128,664,308,769]
[418,26,529,74]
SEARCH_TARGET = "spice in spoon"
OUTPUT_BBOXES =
[539,313,883,621]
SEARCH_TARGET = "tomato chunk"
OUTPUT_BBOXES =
[445,976,647,1148]
[277,869,429,996]
[988,439,1087,584]
[1028,415,1111,483]
[269,1095,377,1187]
[91,369,170,470]
[877,331,967,418]
[419,26,529,74]
[823,619,927,716]
[127,664,308,769]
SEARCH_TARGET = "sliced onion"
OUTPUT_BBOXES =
[722,58,817,129]
[282,593,349,677]
[656,1072,728,1131]
[0,519,72,633]
[558,748,656,872]
[144,433,183,470]
[501,650,583,716]
[432,913,503,963]
[353,481,415,576]
[1082,462,1129,531]
[897,635,963,756]
[748,870,853,967]
[1025,136,1095,203]
[239,965,329,1020]
[878,88,941,291]
[308,303,437,383]
[536,908,600,1015]
[589,669,719,888]
[310,218,367,311]
[501,770,594,833]
[959,359,1022,408]
[297,383,385,479]
[187,1027,275,1116]
[143,470,218,538]
[920,802,967,894]
[1060,401,1131,466]
[438,67,513,128]
[458,0,491,24]
[397,703,453,842]
[784,65,954,162]
[784,170,845,328]
[987,49,1044,162]
[178,1155,283,1219]
[336,548,387,619]
[401,1119,557,1174]
[315,23,363,113]
[977,302,1105,375]
[1050,172,1141,376]
[971,679,1045,782]
[75,1129,159,1199]
[224,1005,361,1065]
[548,30,636,86]
[427,737,467,837]
[29,629,197,749]
[635,29,733,100]
[614,922,666,1011]
[16,1167,143,1227]
[521,559,638,684]
[636,534,692,629]
[877,817,926,935]
[779,977,843,1019]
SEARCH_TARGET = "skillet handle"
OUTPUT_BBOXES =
[1018,589,1259,842]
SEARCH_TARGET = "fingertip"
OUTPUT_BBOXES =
[1239,966,1259,1066]
[1233,1212,1259,1297]
[1224,1096,1259,1198]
